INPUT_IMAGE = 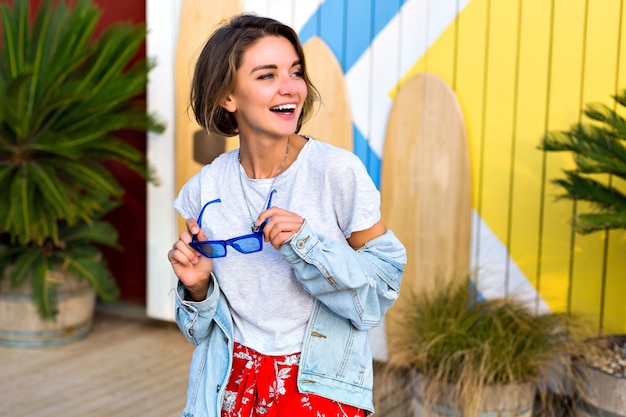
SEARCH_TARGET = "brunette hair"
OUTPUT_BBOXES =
[190,13,320,137]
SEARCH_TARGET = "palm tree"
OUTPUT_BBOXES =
[0,0,164,318]
[540,90,626,234]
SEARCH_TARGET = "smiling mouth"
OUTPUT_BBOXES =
[270,104,297,114]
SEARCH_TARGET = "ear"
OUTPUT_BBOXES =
[221,95,236,113]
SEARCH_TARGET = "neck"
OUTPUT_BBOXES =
[238,136,290,179]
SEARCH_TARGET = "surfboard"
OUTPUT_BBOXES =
[301,36,353,152]
[381,72,472,301]
[175,0,242,229]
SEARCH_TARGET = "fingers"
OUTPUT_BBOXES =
[186,218,201,236]
[168,231,200,266]
[257,207,304,249]
[167,218,213,301]
[169,217,207,266]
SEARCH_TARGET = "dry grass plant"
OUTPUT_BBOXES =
[384,278,588,417]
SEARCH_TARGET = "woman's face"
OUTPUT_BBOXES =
[222,35,308,140]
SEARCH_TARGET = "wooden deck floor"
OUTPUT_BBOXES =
[0,304,194,417]
[0,304,572,417]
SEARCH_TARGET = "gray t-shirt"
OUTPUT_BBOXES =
[174,137,380,355]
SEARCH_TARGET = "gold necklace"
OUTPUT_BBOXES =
[238,138,289,233]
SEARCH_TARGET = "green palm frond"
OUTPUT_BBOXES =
[553,171,626,209]
[0,0,164,246]
[0,0,165,319]
[576,212,626,234]
[540,89,626,234]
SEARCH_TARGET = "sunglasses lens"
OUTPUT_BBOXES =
[231,235,262,254]
[196,243,227,258]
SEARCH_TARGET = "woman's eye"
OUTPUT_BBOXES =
[258,73,274,80]
[292,69,303,78]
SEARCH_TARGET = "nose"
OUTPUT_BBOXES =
[278,75,299,95]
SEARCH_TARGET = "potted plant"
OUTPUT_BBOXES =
[0,0,163,347]
[379,277,580,417]
[540,90,626,416]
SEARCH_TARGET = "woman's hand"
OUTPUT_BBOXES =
[257,208,387,250]
[167,218,213,301]
[257,207,304,249]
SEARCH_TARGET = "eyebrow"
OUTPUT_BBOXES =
[250,60,302,75]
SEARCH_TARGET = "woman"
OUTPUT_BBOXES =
[167,13,406,417]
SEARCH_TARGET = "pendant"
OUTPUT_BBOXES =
[251,223,260,234]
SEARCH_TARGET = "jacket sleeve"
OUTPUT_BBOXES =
[278,220,407,331]
[174,272,220,346]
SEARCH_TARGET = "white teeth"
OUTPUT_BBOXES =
[271,104,296,111]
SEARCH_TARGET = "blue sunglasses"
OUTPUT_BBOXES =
[190,190,276,258]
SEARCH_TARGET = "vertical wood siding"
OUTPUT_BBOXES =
[293,0,626,333]
[148,0,626,333]
[411,0,626,333]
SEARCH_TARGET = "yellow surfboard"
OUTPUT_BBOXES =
[382,72,472,300]
[301,36,353,152]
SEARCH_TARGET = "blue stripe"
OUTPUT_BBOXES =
[298,1,407,183]
[353,125,381,189]
[299,0,409,72]
[343,0,372,71]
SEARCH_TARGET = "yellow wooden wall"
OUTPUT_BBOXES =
[402,0,626,334]
[146,0,626,332]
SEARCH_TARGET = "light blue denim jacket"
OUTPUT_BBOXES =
[174,220,406,417]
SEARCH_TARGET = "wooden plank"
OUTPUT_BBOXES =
[574,0,624,333]
[508,0,553,304]
[540,0,586,308]
[478,0,519,253]
[0,311,194,417]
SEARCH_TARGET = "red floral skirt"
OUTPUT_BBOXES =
[221,342,366,417]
